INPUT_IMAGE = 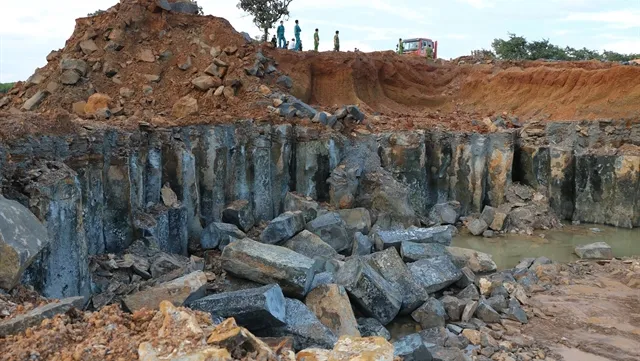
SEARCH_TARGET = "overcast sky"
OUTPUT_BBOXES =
[1,0,639,82]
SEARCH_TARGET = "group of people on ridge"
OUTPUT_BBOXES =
[271,20,340,52]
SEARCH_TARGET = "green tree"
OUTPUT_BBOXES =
[237,0,293,42]
[492,33,529,60]
[87,10,105,17]
[0,83,15,94]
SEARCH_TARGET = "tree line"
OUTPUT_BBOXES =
[0,83,15,94]
[480,33,640,62]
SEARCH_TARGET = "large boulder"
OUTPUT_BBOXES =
[372,226,453,251]
[200,222,246,250]
[305,284,360,337]
[411,298,447,329]
[475,299,501,323]
[336,258,402,325]
[352,232,373,256]
[298,336,394,361]
[305,212,351,252]
[575,242,613,260]
[221,238,319,298]
[0,196,50,290]
[393,333,433,361]
[439,296,466,322]
[400,242,450,263]
[428,201,461,225]
[283,230,338,262]
[187,284,286,330]
[364,248,428,314]
[337,208,372,236]
[256,298,337,351]
[446,247,497,273]
[222,200,255,232]
[260,211,305,245]
[357,318,391,340]
[0,296,84,337]
[123,271,207,312]
[467,218,488,236]
[408,256,463,293]
[284,192,326,222]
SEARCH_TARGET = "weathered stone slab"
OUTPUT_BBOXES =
[411,298,447,329]
[357,317,391,340]
[575,242,613,260]
[222,199,255,232]
[440,296,466,322]
[373,226,453,251]
[408,256,462,293]
[336,257,401,325]
[0,296,84,337]
[337,208,372,236]
[446,247,497,273]
[256,298,337,351]
[221,238,319,298]
[0,196,49,290]
[123,271,207,312]
[305,284,360,337]
[284,192,326,223]
[393,333,433,361]
[364,248,428,314]
[283,230,337,261]
[260,211,305,245]
[305,212,351,252]
[200,222,246,250]
[188,284,286,330]
[428,201,461,225]
[401,242,450,263]
[475,299,501,324]
[352,232,373,256]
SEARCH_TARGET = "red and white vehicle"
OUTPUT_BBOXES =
[401,38,438,59]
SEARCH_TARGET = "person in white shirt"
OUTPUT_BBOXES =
[288,38,296,50]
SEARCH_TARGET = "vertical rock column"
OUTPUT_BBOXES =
[486,132,514,207]
[24,162,91,299]
[379,131,429,217]
[294,128,332,201]
[425,131,454,208]
[611,153,640,228]
[548,147,575,220]
[162,131,202,249]
[252,125,274,222]
[573,151,617,226]
[102,130,134,253]
[449,133,489,214]
[271,124,293,216]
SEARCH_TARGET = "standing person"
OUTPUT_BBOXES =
[425,44,434,60]
[314,29,320,51]
[277,21,286,49]
[294,20,302,51]
[398,38,404,54]
[334,30,340,51]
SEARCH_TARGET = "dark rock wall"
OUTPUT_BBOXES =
[2,119,639,297]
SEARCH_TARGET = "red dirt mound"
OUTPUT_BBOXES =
[1,0,639,137]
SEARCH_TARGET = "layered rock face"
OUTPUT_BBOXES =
[1,119,639,295]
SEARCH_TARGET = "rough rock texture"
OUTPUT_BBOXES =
[304,284,360,338]
[297,336,394,361]
[411,298,447,329]
[0,196,49,290]
[357,318,391,340]
[401,242,450,263]
[305,212,351,252]
[440,296,466,322]
[200,222,246,250]
[260,211,306,245]
[372,226,453,251]
[335,258,401,325]
[256,298,337,351]
[475,300,501,323]
[0,296,84,337]
[352,232,373,256]
[337,208,372,236]
[284,193,326,223]
[446,247,497,273]
[188,284,286,330]
[222,199,255,232]
[575,242,613,260]
[283,230,338,262]
[408,256,463,293]
[123,271,207,311]
[394,333,433,361]
[467,219,488,236]
[429,201,461,225]
[364,248,428,314]
[221,238,319,298]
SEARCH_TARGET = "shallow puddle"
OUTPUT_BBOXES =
[451,224,640,270]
